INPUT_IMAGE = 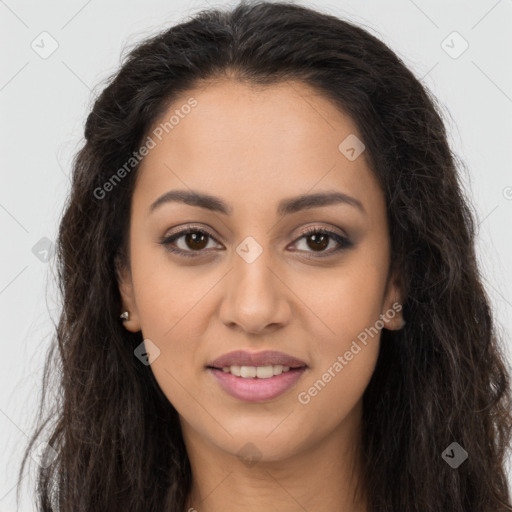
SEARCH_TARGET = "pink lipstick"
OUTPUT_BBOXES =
[206,350,308,402]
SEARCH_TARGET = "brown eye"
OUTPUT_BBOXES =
[182,231,209,250]
[292,227,353,257]
[305,232,329,251]
[160,227,222,258]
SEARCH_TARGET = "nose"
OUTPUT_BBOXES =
[219,246,292,335]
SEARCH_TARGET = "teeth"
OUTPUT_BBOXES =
[220,364,294,378]
[241,366,257,378]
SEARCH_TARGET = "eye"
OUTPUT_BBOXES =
[290,226,353,257]
[159,225,353,258]
[159,226,222,258]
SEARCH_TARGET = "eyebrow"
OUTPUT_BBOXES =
[149,189,366,216]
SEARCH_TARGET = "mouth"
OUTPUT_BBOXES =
[206,350,308,402]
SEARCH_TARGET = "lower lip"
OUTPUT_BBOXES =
[208,367,307,402]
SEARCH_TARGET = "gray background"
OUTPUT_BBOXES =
[1,0,511,509]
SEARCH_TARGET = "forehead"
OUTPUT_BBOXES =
[133,79,384,219]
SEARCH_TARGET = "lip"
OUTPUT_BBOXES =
[206,350,308,402]
[207,350,307,369]
[208,366,307,402]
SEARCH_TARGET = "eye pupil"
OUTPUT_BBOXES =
[186,232,208,250]
[307,233,329,251]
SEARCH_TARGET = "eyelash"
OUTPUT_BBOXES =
[159,225,353,259]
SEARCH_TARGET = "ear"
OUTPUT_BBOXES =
[115,254,142,333]
[381,268,405,331]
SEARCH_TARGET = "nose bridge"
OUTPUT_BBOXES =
[232,233,278,300]
[220,232,290,332]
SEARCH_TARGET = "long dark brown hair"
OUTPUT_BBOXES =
[17,1,512,510]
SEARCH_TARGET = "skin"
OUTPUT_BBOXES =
[117,79,404,512]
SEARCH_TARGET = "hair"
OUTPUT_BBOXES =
[17,1,512,511]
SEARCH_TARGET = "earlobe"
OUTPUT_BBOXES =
[382,270,406,331]
[382,301,405,331]
[115,256,142,333]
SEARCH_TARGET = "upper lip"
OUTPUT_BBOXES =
[207,350,307,369]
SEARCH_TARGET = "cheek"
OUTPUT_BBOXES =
[305,253,389,350]
[129,250,221,408]
[131,245,215,340]
[293,251,387,418]
[127,250,204,388]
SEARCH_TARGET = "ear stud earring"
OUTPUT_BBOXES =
[120,311,130,321]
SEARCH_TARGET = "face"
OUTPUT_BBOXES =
[117,79,403,464]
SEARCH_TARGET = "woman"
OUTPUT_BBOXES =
[17,1,512,511]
